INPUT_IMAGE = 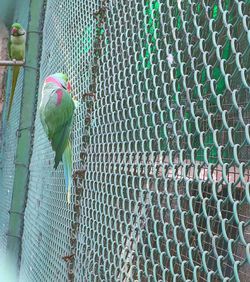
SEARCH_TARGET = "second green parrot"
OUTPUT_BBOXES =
[7,22,26,120]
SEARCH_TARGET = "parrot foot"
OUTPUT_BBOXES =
[12,59,17,64]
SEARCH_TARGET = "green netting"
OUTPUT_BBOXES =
[0,0,249,281]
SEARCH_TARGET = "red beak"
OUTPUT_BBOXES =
[67,81,71,92]
[12,28,17,34]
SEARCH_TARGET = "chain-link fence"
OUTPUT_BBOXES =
[0,0,30,262]
[0,0,250,281]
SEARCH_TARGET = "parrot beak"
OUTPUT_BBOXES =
[11,28,17,35]
[67,81,71,92]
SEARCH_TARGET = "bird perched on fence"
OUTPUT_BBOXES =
[7,22,26,121]
[39,73,77,204]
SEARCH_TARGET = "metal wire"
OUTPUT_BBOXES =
[0,0,249,281]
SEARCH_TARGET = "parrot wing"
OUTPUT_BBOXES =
[43,88,75,169]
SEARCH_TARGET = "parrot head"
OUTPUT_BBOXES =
[45,73,71,92]
[11,23,25,36]
[55,73,71,92]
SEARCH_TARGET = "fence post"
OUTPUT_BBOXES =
[5,0,45,278]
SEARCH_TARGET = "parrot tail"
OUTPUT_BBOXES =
[7,66,20,121]
[62,140,73,204]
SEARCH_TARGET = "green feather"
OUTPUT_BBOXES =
[7,66,20,121]
[62,141,73,204]
[40,87,75,168]
[50,118,72,169]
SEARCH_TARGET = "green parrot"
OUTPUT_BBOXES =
[39,73,76,204]
[7,22,26,121]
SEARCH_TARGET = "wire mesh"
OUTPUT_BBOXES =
[0,0,249,281]
[19,0,97,280]
[0,0,30,261]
